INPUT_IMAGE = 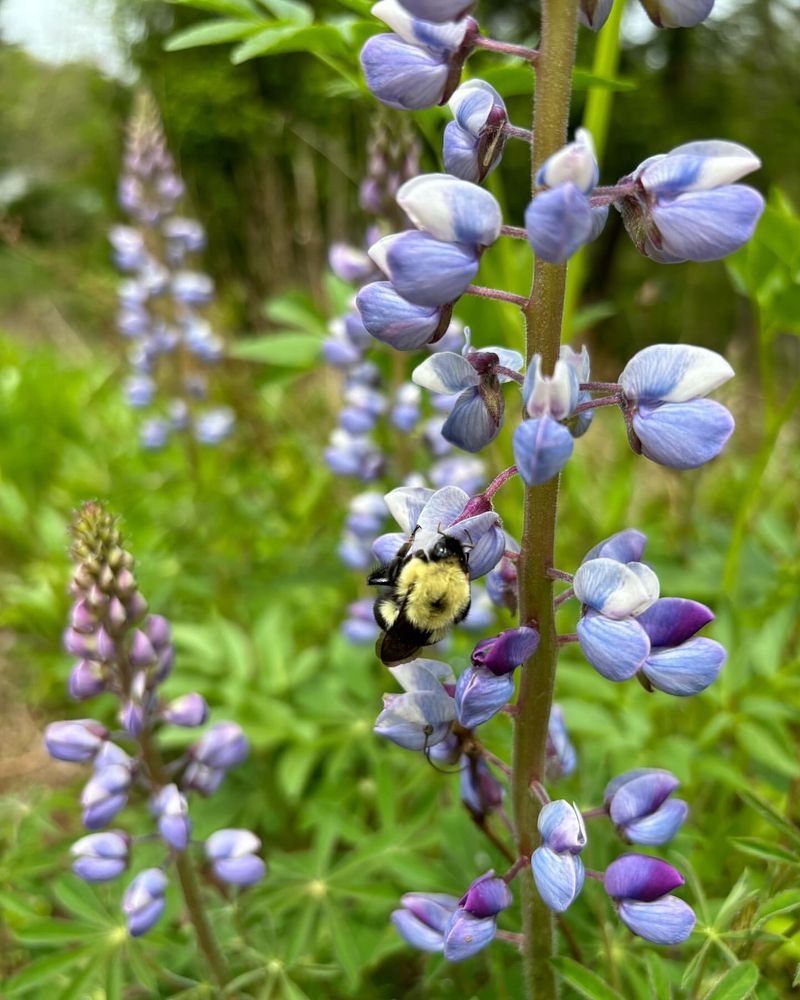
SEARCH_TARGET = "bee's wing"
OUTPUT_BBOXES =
[376,629,422,667]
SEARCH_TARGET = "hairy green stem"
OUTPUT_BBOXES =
[512,2,579,998]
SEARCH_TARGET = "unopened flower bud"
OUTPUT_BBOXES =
[471,627,539,675]
[71,830,130,882]
[69,660,106,701]
[123,868,168,937]
[81,762,132,829]
[191,722,248,770]
[459,871,512,918]
[45,719,108,763]
[205,829,265,886]
[129,629,157,667]
[154,784,192,851]
[163,693,209,728]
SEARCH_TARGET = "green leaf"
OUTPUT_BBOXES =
[253,0,313,24]
[231,23,347,62]
[714,870,756,931]
[4,948,96,996]
[325,901,361,989]
[13,920,101,945]
[738,790,800,846]
[168,0,261,16]
[165,19,264,51]
[51,877,110,926]
[552,957,625,1000]
[57,953,105,1000]
[702,961,760,1000]
[735,721,800,779]
[646,953,671,1000]
[756,889,800,925]
[277,743,318,800]
[230,332,322,366]
[730,837,800,866]
[105,952,123,1000]
[262,291,327,331]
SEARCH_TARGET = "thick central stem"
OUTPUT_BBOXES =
[512,2,579,998]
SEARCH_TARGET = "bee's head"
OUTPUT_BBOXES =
[430,533,469,567]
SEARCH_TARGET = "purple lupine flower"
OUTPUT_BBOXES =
[373,483,505,579]
[162,692,209,728]
[526,129,606,264]
[459,871,513,918]
[455,665,515,728]
[637,598,726,695]
[392,892,459,952]
[400,0,476,20]
[397,173,502,247]
[460,756,504,820]
[195,407,235,445]
[444,80,508,183]
[443,908,499,962]
[71,831,130,882]
[341,598,380,644]
[356,281,454,351]
[123,867,168,937]
[391,382,423,432]
[140,417,170,450]
[618,140,763,263]
[513,351,581,485]
[605,854,696,944]
[81,752,133,829]
[471,626,540,675]
[374,659,457,750]
[532,800,586,912]
[412,343,524,452]
[325,428,384,481]
[361,3,478,111]
[579,0,614,30]
[619,344,735,469]
[68,660,106,700]
[639,0,714,28]
[153,784,191,851]
[545,704,577,781]
[44,720,108,763]
[171,270,214,306]
[205,829,265,886]
[369,231,480,308]
[605,768,688,845]
[190,722,248,770]
[485,534,519,614]
[329,242,378,284]
[182,761,225,797]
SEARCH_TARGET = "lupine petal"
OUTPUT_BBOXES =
[459,873,513,917]
[391,658,456,692]
[206,829,261,860]
[356,282,445,350]
[579,0,614,30]
[624,799,689,845]
[443,910,497,961]
[642,637,725,695]
[633,399,735,468]
[637,598,714,646]
[471,626,540,675]
[584,529,648,565]
[372,1,469,52]
[522,355,579,420]
[607,769,679,823]
[651,185,765,262]
[525,184,594,264]
[402,892,460,933]
[400,0,476,22]
[213,856,265,886]
[392,909,445,951]
[513,417,574,486]
[360,34,448,111]
[605,854,684,901]
[538,800,587,854]
[442,387,500,452]
[443,121,481,183]
[577,611,650,680]
[536,128,599,193]
[641,141,761,195]
[455,666,515,728]
[619,344,734,403]
[449,79,504,134]
[416,485,470,532]
[384,486,434,535]
[639,0,714,29]
[463,523,506,580]
[532,848,584,912]
[573,559,659,619]
[618,896,696,944]
[398,174,502,246]
[383,232,480,307]
[372,531,407,564]
[413,352,480,394]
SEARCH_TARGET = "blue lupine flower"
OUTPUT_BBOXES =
[429,455,486,495]
[123,867,168,937]
[163,216,206,255]
[171,270,214,307]
[392,892,459,952]
[460,584,494,632]
[639,0,714,28]
[618,140,763,262]
[162,693,209,728]
[81,756,133,829]
[374,659,457,750]
[619,344,735,469]
[638,599,726,695]
[536,128,599,193]
[413,343,524,452]
[190,721,248,770]
[605,854,696,945]
[329,242,378,284]
[69,660,106,700]
[579,0,614,29]
[455,665,515,728]
[513,352,581,485]
[391,382,423,432]
[153,784,191,852]
[356,281,454,350]
[400,0,476,21]
[444,80,508,183]
[532,800,586,912]
[369,231,480,308]
[460,756,504,819]
[205,829,265,886]
[341,598,380,644]
[605,768,688,845]
[71,831,130,882]
[398,174,503,248]
[471,626,540,675]
[546,704,577,781]
[109,226,147,271]
[373,483,505,579]
[459,871,513,918]
[44,719,108,763]
[443,909,499,962]
[140,417,170,451]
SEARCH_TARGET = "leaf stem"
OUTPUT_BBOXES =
[475,36,539,62]
[466,284,529,307]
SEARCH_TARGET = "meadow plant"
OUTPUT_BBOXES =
[44,502,262,987]
[355,0,763,992]
[110,92,234,451]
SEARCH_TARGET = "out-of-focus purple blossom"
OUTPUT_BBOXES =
[162,693,209,728]
[123,867,168,937]
[429,455,486,495]
[71,830,130,882]
[69,660,106,701]
[605,854,696,944]
[485,534,519,615]
[460,756,504,820]
[81,755,133,830]
[153,784,192,851]
[45,719,108,763]
[194,407,235,445]
[342,598,380,644]
[392,892,459,952]
[190,722,248,771]
[604,768,688,845]
[329,242,379,284]
[205,829,265,886]
[545,704,577,781]
[390,382,422,432]
[140,417,170,451]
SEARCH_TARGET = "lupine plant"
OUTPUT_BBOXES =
[43,502,263,987]
[110,92,234,451]
[353,0,763,993]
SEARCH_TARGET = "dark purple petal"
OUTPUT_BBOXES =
[637,598,714,647]
[604,853,684,902]
[471,626,540,675]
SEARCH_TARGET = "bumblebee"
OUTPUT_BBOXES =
[368,532,471,665]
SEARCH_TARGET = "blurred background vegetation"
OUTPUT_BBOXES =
[0,0,799,997]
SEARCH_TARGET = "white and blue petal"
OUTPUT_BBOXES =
[374,690,455,749]
[513,417,574,486]
[651,185,765,263]
[371,1,469,53]
[640,140,761,195]
[623,799,689,845]
[449,79,505,135]
[372,531,408,564]
[360,34,449,111]
[463,523,505,580]
[412,352,479,394]
[400,0,476,22]
[633,399,735,469]
[443,121,481,183]
[442,387,502,452]
[417,485,470,532]
[619,344,734,403]
[641,637,725,696]
[573,558,659,619]
[398,174,502,247]
[356,282,447,350]
[579,0,614,30]
[617,896,696,944]
[384,485,434,534]
[577,611,650,681]
[536,128,599,194]
[391,909,445,951]
[373,231,480,307]
[525,183,595,264]
[583,529,647,565]
[538,800,586,854]
[522,355,579,420]
[443,910,497,961]
[391,658,456,692]
[531,847,584,913]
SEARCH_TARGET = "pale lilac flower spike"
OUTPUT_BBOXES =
[620,344,735,469]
